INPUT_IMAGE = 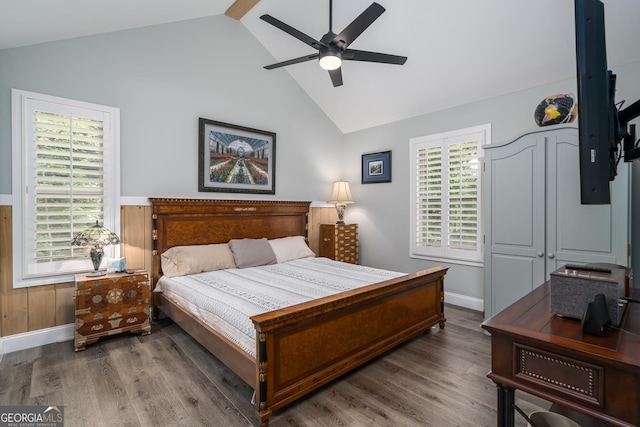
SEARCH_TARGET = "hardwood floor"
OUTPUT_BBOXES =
[0,305,551,426]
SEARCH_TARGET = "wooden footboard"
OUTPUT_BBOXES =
[251,266,447,425]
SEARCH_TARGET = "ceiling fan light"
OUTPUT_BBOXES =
[319,50,342,70]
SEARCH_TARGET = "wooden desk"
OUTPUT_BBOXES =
[482,283,640,427]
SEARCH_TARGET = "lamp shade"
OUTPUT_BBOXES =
[71,221,120,248]
[71,221,120,276]
[327,181,355,204]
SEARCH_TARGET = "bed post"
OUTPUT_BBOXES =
[151,213,160,321]
[257,332,271,426]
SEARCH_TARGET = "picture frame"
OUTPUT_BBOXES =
[198,118,276,194]
[361,150,391,184]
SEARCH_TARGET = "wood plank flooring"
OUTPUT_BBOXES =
[0,305,552,426]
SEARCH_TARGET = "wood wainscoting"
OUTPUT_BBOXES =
[0,206,153,338]
[0,204,330,338]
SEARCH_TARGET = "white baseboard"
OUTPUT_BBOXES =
[445,291,484,312]
[1,324,74,355]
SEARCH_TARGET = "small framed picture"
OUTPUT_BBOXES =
[362,151,391,184]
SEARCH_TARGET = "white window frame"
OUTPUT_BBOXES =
[11,89,120,288]
[409,124,490,267]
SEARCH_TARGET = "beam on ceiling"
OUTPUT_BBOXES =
[225,0,261,20]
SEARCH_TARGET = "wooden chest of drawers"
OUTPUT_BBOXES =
[74,271,151,351]
[319,224,359,264]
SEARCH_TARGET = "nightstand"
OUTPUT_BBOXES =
[319,224,359,264]
[74,271,151,351]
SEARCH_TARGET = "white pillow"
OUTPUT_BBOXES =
[161,243,236,277]
[268,236,316,263]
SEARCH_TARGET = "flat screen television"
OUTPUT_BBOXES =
[575,0,640,205]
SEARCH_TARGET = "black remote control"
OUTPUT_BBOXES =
[564,264,612,273]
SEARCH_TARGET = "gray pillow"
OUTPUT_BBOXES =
[228,238,277,269]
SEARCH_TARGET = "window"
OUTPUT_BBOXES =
[11,89,120,288]
[409,124,489,266]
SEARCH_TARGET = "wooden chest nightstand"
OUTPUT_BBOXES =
[74,271,151,351]
[319,224,359,264]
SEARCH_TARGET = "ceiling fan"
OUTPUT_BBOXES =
[260,1,408,87]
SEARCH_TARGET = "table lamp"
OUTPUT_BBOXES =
[71,221,120,277]
[327,180,354,224]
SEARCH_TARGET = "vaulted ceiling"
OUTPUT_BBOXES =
[2,0,639,133]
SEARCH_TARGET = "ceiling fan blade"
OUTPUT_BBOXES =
[328,68,343,87]
[343,49,407,65]
[225,0,261,20]
[334,2,385,49]
[260,14,324,49]
[264,53,319,70]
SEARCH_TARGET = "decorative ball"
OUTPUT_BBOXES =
[534,93,578,126]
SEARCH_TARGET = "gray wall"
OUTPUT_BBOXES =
[0,15,344,200]
[343,60,640,306]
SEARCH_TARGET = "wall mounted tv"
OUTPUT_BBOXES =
[575,0,640,205]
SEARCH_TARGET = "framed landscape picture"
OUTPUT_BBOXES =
[362,150,391,184]
[198,118,276,194]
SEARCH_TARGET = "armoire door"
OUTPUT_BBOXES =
[545,129,629,273]
[484,131,546,318]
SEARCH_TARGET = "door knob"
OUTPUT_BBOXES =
[548,253,555,259]
[537,252,544,258]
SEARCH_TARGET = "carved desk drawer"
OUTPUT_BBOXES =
[74,271,151,351]
[515,344,604,407]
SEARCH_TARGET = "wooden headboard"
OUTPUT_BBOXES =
[149,198,311,286]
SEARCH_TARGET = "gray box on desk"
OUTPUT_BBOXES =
[550,267,625,325]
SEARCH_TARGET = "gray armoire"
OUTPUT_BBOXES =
[483,125,629,320]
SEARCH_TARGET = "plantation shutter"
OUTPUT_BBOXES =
[410,124,487,265]
[13,89,120,287]
[33,109,105,264]
[447,138,479,252]
[415,145,443,249]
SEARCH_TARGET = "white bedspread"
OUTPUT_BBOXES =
[155,257,405,358]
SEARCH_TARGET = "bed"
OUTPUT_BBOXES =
[150,198,447,426]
